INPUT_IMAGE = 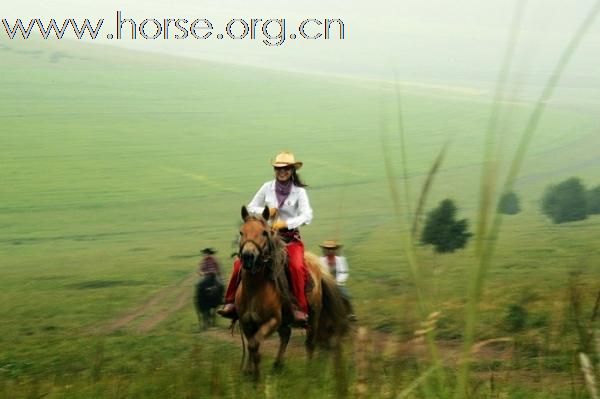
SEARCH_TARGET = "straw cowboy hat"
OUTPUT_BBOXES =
[201,247,217,255]
[271,151,303,170]
[319,240,342,249]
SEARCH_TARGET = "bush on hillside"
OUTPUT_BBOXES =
[421,199,472,253]
[586,185,600,215]
[541,177,587,224]
[498,191,521,215]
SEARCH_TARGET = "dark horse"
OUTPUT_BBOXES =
[236,205,350,379]
[194,274,224,330]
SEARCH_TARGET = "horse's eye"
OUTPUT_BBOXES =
[262,230,268,236]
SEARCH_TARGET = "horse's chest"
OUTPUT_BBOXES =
[247,297,270,320]
[239,292,278,323]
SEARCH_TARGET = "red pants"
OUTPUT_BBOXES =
[224,240,308,313]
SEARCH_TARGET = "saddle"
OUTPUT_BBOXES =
[234,254,313,295]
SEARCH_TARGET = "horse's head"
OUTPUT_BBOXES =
[239,205,271,274]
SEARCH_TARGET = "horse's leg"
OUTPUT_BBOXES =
[194,295,202,330]
[240,323,256,376]
[195,308,203,330]
[305,311,318,360]
[244,341,254,376]
[202,310,211,330]
[247,318,278,381]
[210,308,216,327]
[273,325,291,371]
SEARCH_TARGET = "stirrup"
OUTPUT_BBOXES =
[292,310,308,326]
[217,304,237,319]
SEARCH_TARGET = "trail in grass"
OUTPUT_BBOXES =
[94,273,197,334]
[95,276,514,367]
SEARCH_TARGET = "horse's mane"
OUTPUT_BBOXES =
[243,215,293,307]
[268,232,294,307]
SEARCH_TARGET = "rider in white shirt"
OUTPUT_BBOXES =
[320,240,356,320]
[218,151,313,324]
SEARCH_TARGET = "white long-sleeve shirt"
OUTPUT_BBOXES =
[247,180,313,230]
[320,256,349,286]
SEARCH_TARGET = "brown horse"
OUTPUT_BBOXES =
[235,205,350,379]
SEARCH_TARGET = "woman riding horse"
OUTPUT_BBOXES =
[218,151,312,325]
[235,206,350,378]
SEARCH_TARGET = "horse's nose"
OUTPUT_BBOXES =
[241,252,256,270]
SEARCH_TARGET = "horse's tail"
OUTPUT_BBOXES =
[320,273,350,335]
[304,252,350,346]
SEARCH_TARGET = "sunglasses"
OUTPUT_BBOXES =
[274,166,293,172]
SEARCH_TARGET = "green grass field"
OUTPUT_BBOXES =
[1,38,599,398]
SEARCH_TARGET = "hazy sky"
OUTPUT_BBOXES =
[4,0,600,97]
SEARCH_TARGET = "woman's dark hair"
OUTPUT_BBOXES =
[291,169,308,187]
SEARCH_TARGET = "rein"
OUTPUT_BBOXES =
[238,214,289,302]
[238,216,275,267]
[238,238,267,258]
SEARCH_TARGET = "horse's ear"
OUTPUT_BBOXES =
[262,206,270,221]
[241,206,249,221]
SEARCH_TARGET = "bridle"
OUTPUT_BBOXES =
[238,216,273,272]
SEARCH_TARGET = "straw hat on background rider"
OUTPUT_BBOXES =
[319,239,356,320]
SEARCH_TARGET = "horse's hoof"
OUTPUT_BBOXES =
[272,362,284,373]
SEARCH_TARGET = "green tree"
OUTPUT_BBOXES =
[541,177,588,224]
[421,199,472,253]
[586,185,600,215]
[497,191,521,215]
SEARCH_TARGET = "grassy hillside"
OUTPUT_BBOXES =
[1,39,599,398]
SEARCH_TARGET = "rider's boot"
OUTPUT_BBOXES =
[292,308,308,325]
[217,303,237,319]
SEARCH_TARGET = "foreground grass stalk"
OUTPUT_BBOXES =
[380,126,428,321]
[579,353,599,399]
[393,74,413,218]
[407,146,450,391]
[382,112,449,390]
[474,0,526,258]
[455,2,600,397]
[411,144,448,238]
[396,365,440,399]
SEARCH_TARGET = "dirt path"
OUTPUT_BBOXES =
[93,273,197,334]
[92,276,513,367]
[202,326,312,357]
[93,276,319,357]
[136,282,193,332]
[90,283,570,395]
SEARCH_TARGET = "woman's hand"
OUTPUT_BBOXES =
[269,207,278,219]
[271,220,287,231]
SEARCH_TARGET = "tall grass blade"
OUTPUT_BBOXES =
[381,131,403,220]
[411,143,448,239]
[579,353,599,399]
[475,0,527,257]
[455,1,600,397]
[393,72,413,222]
[396,364,439,399]
[484,0,600,306]
[381,96,448,390]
